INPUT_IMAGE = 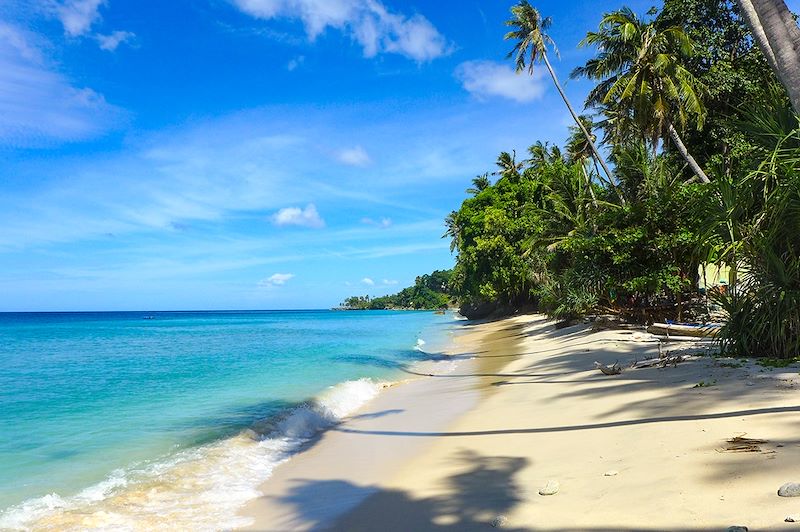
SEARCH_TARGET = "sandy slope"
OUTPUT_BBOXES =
[243,314,800,531]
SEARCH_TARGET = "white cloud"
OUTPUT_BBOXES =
[382,279,398,285]
[259,272,295,286]
[271,203,325,228]
[52,0,106,36]
[337,145,370,166]
[360,216,391,229]
[0,22,120,146]
[456,60,546,103]
[231,0,451,61]
[287,54,304,71]
[361,277,375,286]
[96,30,135,51]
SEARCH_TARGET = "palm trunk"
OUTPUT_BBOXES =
[737,0,781,73]
[541,52,626,205]
[737,0,800,113]
[667,121,711,183]
[581,163,599,209]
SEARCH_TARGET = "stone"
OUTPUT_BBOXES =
[786,515,800,523]
[491,515,508,528]
[779,482,800,497]
[603,470,619,477]
[539,480,560,496]
[726,527,748,532]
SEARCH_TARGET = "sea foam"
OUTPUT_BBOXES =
[0,378,386,531]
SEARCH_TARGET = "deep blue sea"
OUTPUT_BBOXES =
[0,310,457,530]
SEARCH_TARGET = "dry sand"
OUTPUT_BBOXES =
[242,314,800,531]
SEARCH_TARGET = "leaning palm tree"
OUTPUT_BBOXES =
[505,1,624,203]
[736,0,800,113]
[572,8,711,183]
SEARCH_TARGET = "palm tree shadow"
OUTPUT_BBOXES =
[271,451,529,531]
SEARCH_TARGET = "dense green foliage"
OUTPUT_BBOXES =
[446,0,800,358]
[339,270,453,310]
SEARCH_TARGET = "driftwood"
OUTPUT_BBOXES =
[594,361,622,375]
[630,355,686,369]
[647,322,721,338]
[717,435,770,454]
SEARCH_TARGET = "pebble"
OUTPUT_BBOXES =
[603,470,618,477]
[787,515,800,523]
[727,527,748,532]
[779,482,800,497]
[539,480,560,496]
[491,515,508,528]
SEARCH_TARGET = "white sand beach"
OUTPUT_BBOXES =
[242,314,800,531]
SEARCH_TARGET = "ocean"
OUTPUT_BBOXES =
[0,310,458,530]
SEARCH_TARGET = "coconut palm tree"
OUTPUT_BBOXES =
[572,8,711,183]
[736,0,800,113]
[566,115,600,208]
[505,1,624,203]
[466,174,492,195]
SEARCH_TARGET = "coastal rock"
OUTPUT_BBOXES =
[491,515,508,528]
[726,527,748,532]
[786,514,800,522]
[603,470,619,477]
[458,300,498,320]
[779,482,800,497]
[539,480,560,496]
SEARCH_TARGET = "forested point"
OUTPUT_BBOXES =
[338,270,454,310]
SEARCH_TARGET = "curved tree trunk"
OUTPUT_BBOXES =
[736,0,800,113]
[541,52,626,205]
[667,121,711,183]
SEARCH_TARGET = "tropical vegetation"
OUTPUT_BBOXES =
[444,0,800,359]
[339,270,453,310]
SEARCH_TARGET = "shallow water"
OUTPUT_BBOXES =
[0,310,456,530]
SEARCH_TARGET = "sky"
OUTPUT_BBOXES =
[0,0,772,311]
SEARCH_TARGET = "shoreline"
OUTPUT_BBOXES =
[238,315,517,530]
[242,313,800,531]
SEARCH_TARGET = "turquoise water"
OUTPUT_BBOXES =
[0,310,456,530]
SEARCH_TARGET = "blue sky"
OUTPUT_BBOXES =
[0,0,758,310]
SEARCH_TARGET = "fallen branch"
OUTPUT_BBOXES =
[630,355,686,369]
[594,361,622,375]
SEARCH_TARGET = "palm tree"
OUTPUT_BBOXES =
[572,8,711,183]
[443,211,461,252]
[466,174,492,195]
[736,0,800,113]
[565,116,600,208]
[504,1,623,203]
[493,150,524,180]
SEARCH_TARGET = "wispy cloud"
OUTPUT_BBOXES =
[271,203,326,228]
[0,22,120,146]
[231,0,451,61]
[456,60,547,103]
[361,216,392,229]
[96,30,135,51]
[382,279,398,285]
[336,145,370,166]
[361,277,375,286]
[259,272,295,286]
[286,54,304,70]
